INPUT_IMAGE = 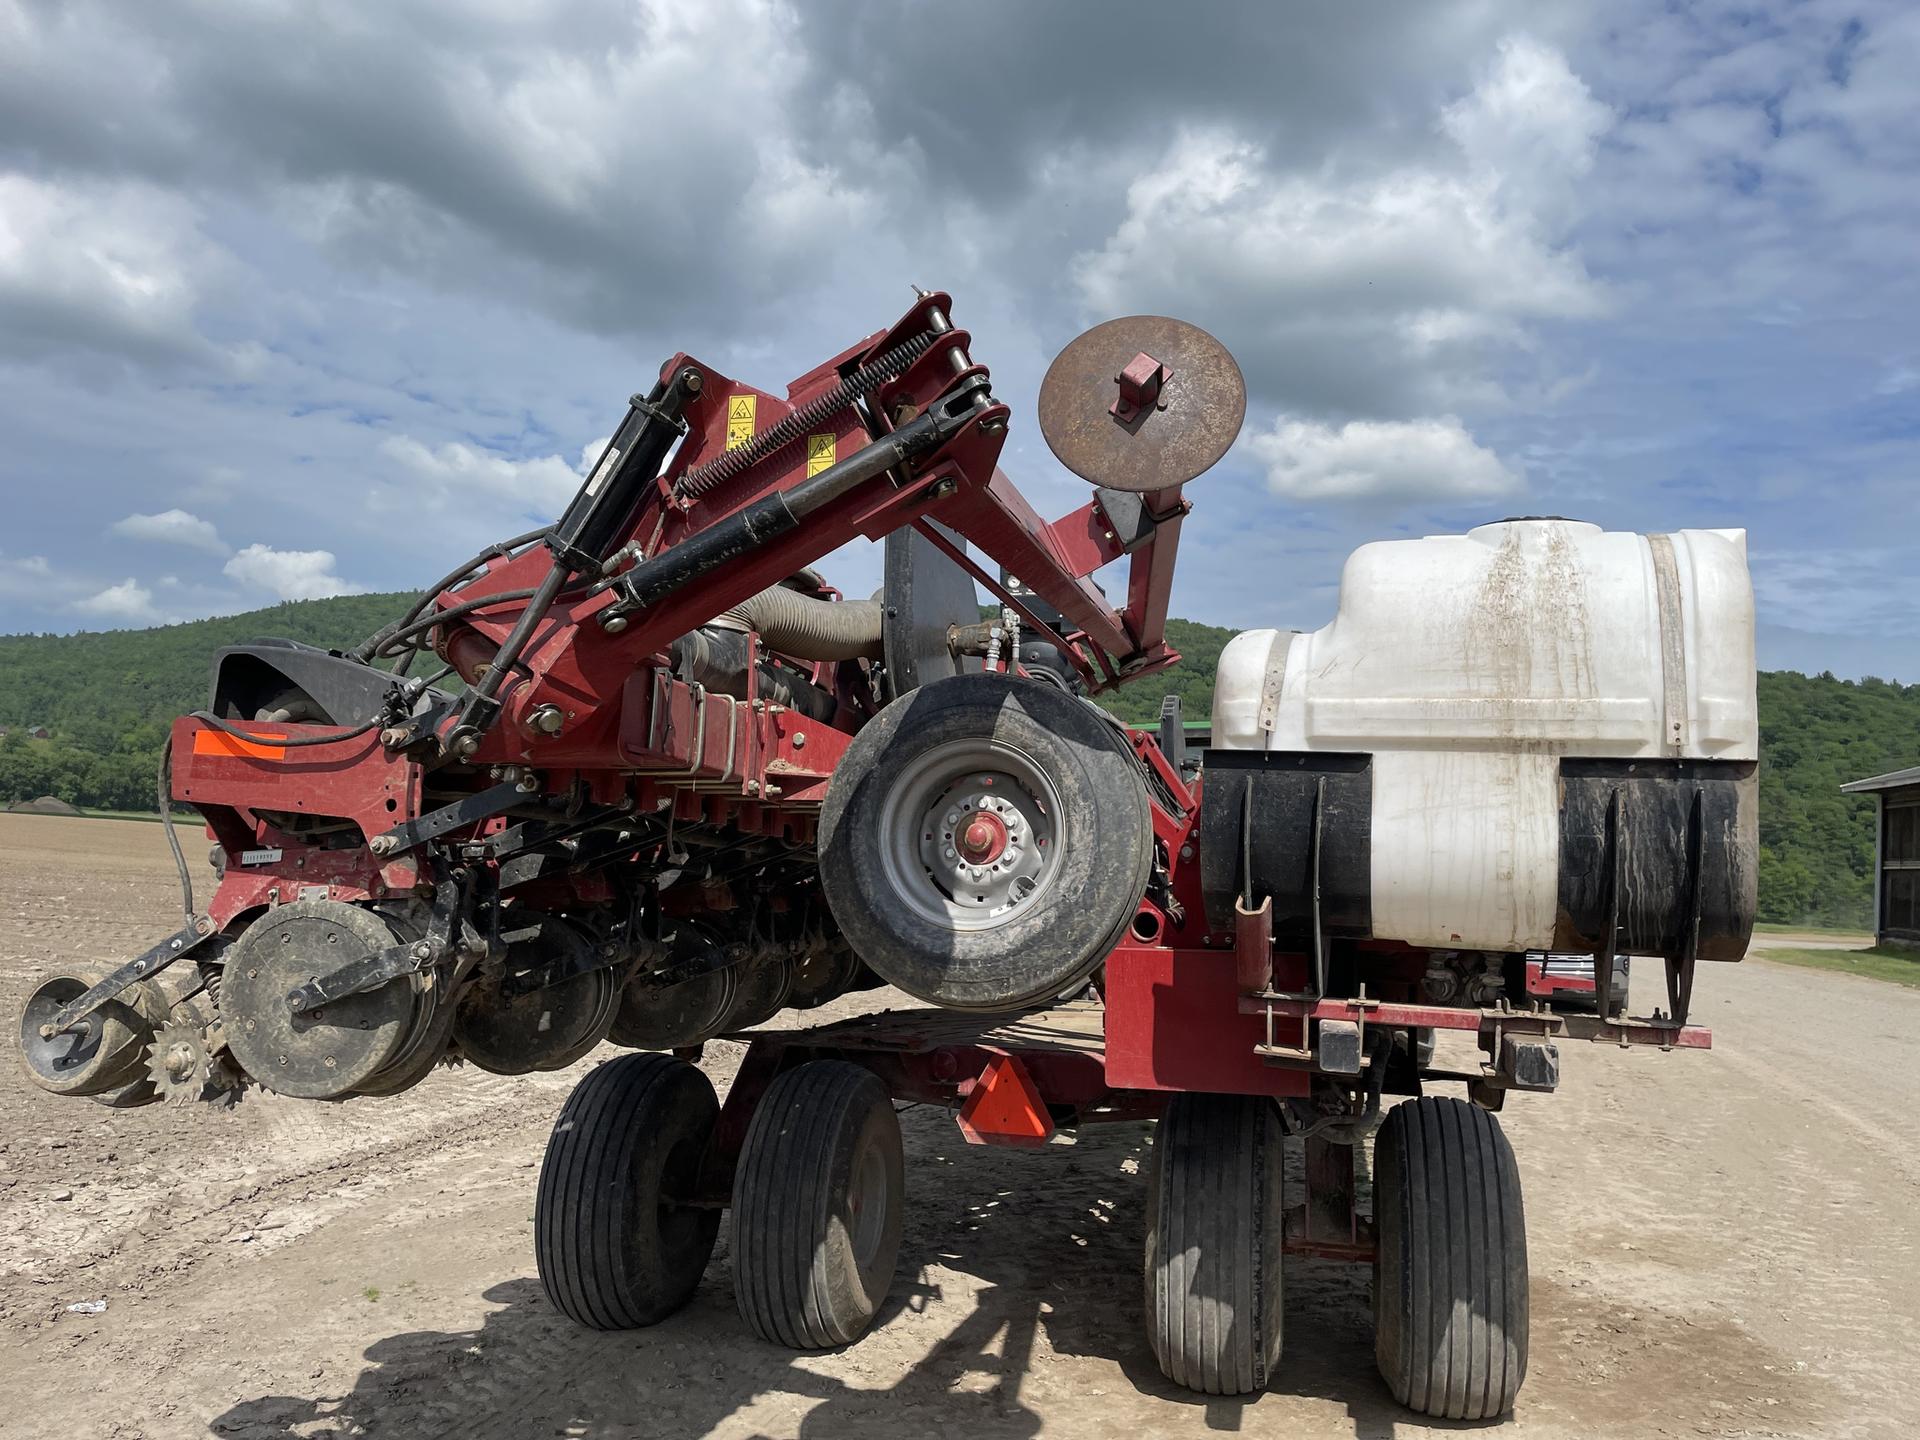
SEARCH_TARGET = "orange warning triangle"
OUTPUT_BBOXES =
[956,1053,1054,1147]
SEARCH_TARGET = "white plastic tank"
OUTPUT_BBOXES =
[1209,519,1758,955]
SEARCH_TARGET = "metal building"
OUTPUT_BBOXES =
[1840,766,1920,947]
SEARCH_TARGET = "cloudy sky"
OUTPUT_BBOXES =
[1,0,1915,679]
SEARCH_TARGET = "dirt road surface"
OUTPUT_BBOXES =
[3,813,1916,1439]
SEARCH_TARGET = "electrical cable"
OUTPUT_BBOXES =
[189,710,381,748]
[156,745,194,924]
[366,587,540,658]
[352,527,550,662]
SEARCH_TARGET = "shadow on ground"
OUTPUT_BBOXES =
[210,1111,1486,1440]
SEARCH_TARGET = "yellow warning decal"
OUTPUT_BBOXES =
[725,393,757,451]
[806,432,836,477]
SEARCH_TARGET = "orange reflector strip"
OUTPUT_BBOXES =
[191,728,288,760]
[955,1053,1054,1148]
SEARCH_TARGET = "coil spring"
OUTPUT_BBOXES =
[198,958,223,1012]
[674,330,938,500]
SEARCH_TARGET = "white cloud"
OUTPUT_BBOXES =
[1250,416,1521,504]
[223,544,366,601]
[0,173,220,364]
[1072,36,1610,419]
[379,435,582,509]
[1440,36,1613,232]
[74,577,166,625]
[110,508,229,554]
[578,436,613,475]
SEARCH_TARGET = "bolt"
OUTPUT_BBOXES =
[530,705,565,735]
[452,733,481,759]
[791,732,806,750]
[380,727,408,747]
[931,478,958,500]
[411,942,432,961]
[746,780,760,795]
[680,367,704,394]
[324,1055,337,1068]
[517,774,540,793]
[369,835,397,856]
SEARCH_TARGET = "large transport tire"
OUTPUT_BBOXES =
[1144,1092,1286,1395]
[535,1053,720,1330]
[731,1060,904,1349]
[1373,1096,1528,1420]
[818,674,1153,1011]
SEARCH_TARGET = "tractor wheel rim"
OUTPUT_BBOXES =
[878,736,1063,933]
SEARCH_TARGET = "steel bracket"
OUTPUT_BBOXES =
[42,917,219,1036]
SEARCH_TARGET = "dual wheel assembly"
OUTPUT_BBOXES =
[533,1054,1527,1419]
[1147,1093,1528,1417]
[535,1054,903,1344]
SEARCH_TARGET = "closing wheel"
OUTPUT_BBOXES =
[819,675,1153,1011]
[1373,1096,1529,1420]
[18,972,168,1098]
[1145,1092,1285,1395]
[535,1053,721,1329]
[731,1060,904,1348]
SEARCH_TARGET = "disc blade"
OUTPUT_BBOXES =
[1037,316,1245,493]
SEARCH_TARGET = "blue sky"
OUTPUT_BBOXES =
[0,0,1914,680]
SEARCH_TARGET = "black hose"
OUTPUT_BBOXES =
[157,744,194,924]
[189,710,381,748]
[366,588,539,658]
[353,528,550,662]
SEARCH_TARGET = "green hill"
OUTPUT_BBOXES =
[0,594,407,811]
[2,597,1913,928]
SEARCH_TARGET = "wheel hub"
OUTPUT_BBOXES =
[907,763,1056,925]
[956,807,1009,864]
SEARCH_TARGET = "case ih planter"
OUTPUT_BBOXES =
[19,295,1756,1418]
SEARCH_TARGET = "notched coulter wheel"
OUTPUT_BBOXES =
[818,675,1153,1011]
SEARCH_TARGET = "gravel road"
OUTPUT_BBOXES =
[2,813,1915,1439]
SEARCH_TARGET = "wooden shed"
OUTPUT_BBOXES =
[1840,766,1920,947]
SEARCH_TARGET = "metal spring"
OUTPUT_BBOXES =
[674,330,937,500]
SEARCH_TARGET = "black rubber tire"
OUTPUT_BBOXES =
[1373,1096,1529,1419]
[818,675,1153,1011]
[18,972,165,1098]
[731,1060,904,1348]
[535,1053,720,1330]
[1144,1093,1285,1395]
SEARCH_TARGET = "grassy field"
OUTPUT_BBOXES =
[1755,944,1920,988]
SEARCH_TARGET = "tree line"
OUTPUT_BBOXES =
[3,595,1912,927]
